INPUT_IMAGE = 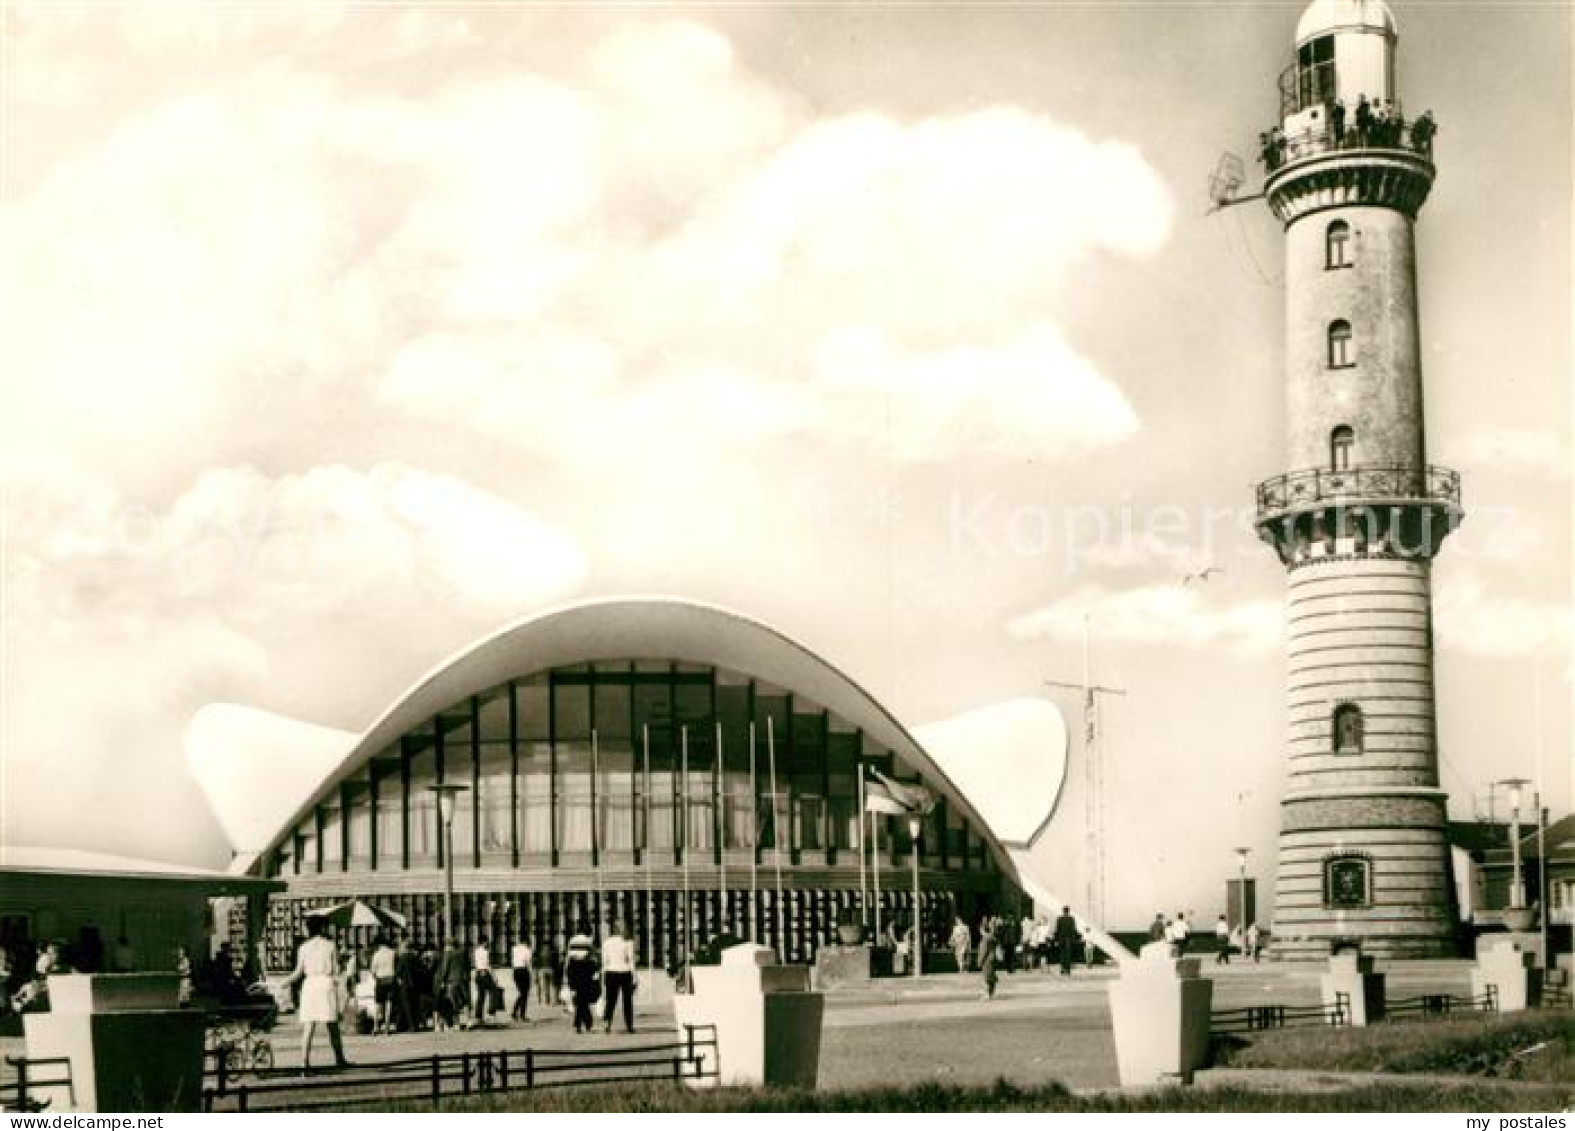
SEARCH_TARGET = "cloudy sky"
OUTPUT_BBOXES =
[2,0,1569,924]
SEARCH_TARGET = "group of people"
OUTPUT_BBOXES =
[1146,911,1262,962]
[2,939,68,1015]
[5,934,158,1015]
[1258,97,1437,172]
[281,918,643,1068]
[948,910,1096,979]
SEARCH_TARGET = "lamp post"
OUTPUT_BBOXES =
[1496,778,1530,909]
[429,783,468,942]
[1233,847,1252,935]
[907,814,922,980]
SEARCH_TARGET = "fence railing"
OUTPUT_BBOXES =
[1386,987,1497,1019]
[1210,993,1348,1037]
[1,1055,74,1112]
[1255,464,1461,520]
[1261,116,1436,172]
[199,1024,718,1112]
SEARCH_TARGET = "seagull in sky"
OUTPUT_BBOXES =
[1181,566,1225,588]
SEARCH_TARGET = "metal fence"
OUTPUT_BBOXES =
[1,1055,74,1112]
[4,1028,716,1114]
[1386,987,1497,1019]
[1210,993,1349,1037]
[200,1024,718,1112]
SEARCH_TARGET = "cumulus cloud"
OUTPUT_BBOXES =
[1,5,1173,866]
[4,12,1170,491]
[1007,583,1283,656]
[12,462,587,623]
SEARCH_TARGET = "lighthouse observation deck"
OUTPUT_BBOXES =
[1259,112,1436,174]
[1255,463,1461,522]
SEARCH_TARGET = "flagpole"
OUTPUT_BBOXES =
[767,715,785,959]
[871,771,883,945]
[642,725,653,982]
[749,721,759,943]
[910,813,922,980]
[592,729,603,935]
[857,757,868,929]
[682,726,692,967]
[716,720,727,935]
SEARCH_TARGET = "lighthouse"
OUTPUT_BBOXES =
[1254,0,1462,959]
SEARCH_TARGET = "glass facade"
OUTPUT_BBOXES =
[261,658,1015,968]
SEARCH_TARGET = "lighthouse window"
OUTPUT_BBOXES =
[1326,221,1352,268]
[1331,426,1354,470]
[1332,703,1364,753]
[1328,320,1354,368]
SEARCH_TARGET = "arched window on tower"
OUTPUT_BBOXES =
[1326,220,1352,268]
[1331,425,1355,471]
[1332,703,1364,753]
[1328,320,1354,368]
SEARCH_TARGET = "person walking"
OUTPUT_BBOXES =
[510,936,533,1023]
[948,917,971,973]
[393,936,418,1033]
[288,917,351,1071]
[369,935,397,1034]
[1213,915,1232,965]
[978,921,999,1000]
[564,931,600,1034]
[1053,906,1080,976]
[601,920,637,1034]
[1246,922,1263,963]
[471,937,496,1029]
[434,938,468,1031]
[534,935,557,1008]
[1147,913,1166,946]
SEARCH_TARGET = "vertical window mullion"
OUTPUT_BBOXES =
[509,680,520,869]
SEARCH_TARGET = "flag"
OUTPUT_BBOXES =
[865,768,934,816]
[864,775,909,816]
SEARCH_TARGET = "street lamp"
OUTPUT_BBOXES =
[1233,847,1252,935]
[907,814,923,980]
[428,783,468,943]
[1496,778,1530,909]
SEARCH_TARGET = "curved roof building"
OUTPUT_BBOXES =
[227,599,1026,968]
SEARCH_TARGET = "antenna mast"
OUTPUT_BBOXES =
[1046,619,1126,927]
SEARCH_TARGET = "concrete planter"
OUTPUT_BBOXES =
[1500,906,1537,932]
[1320,951,1385,1025]
[24,975,205,1112]
[1472,937,1543,1013]
[1107,943,1213,1088]
[673,943,824,1088]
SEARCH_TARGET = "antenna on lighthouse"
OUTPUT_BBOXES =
[1205,151,1264,214]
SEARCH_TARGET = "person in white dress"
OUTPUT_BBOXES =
[289,917,351,1070]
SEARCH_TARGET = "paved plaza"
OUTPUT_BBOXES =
[3,959,1478,1099]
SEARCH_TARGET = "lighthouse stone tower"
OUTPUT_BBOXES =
[1254,0,1463,960]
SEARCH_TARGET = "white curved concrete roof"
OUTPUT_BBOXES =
[1297,0,1397,43]
[915,698,1068,848]
[185,703,358,857]
[239,597,1022,880]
